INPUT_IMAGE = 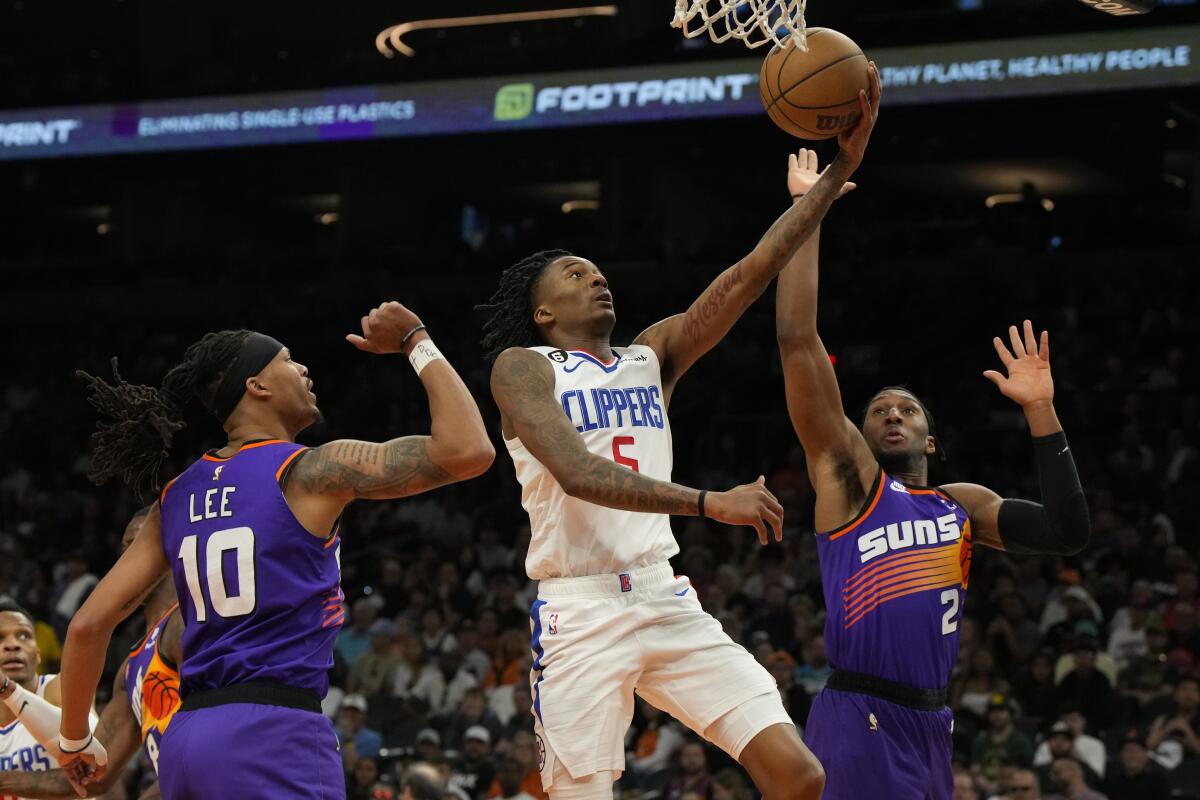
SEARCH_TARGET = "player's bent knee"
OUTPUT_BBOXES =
[547,770,616,800]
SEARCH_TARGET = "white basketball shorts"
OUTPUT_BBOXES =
[528,562,792,790]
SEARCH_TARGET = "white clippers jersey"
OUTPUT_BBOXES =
[0,675,57,800]
[505,345,680,579]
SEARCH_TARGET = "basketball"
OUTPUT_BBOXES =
[759,28,871,140]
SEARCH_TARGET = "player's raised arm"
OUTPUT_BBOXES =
[283,302,495,533]
[775,151,879,524]
[58,507,169,789]
[634,62,880,396]
[943,321,1090,555]
[490,347,784,543]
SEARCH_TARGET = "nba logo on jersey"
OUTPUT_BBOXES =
[619,573,632,592]
[548,613,559,634]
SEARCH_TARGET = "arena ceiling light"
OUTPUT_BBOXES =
[376,6,619,58]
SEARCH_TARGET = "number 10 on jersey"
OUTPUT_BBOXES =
[179,527,256,623]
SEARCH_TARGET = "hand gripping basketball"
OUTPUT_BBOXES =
[706,476,785,545]
[836,61,882,168]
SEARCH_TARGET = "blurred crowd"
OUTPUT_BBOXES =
[0,220,1196,800]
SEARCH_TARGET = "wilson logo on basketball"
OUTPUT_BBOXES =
[817,112,861,131]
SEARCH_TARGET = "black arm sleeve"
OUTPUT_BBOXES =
[996,431,1090,555]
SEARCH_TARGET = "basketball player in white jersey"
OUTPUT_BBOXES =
[0,508,178,799]
[0,601,98,800]
[479,64,881,800]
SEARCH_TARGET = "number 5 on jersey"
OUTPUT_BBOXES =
[612,436,639,472]
[179,527,256,623]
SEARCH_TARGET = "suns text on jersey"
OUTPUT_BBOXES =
[857,514,962,563]
[560,385,665,433]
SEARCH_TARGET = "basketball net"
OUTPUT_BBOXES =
[671,0,808,50]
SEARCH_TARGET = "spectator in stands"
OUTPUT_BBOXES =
[487,730,546,800]
[1045,758,1108,800]
[416,728,445,763]
[416,645,479,715]
[972,695,1035,793]
[49,553,96,639]
[493,756,536,800]
[339,599,379,669]
[1120,622,1173,712]
[795,635,830,697]
[626,698,684,787]
[395,632,440,700]
[348,618,402,697]
[1146,675,1200,764]
[1107,597,1152,668]
[954,648,1012,721]
[420,607,457,658]
[450,726,497,800]
[443,686,504,751]
[499,680,534,741]
[999,767,1041,799]
[662,741,713,800]
[403,762,448,800]
[987,593,1043,669]
[337,694,384,772]
[350,757,382,800]
[1015,651,1060,730]
[1042,586,1101,652]
[1054,631,1116,730]
[952,768,979,800]
[765,650,810,728]
[482,630,526,691]
[710,769,751,800]
[1033,722,1103,793]
[1103,733,1169,800]
[456,620,492,682]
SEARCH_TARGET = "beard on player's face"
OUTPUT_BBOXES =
[873,447,926,477]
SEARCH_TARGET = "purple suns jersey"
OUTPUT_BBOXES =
[816,469,972,690]
[159,440,344,698]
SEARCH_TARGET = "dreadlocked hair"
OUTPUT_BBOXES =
[75,329,253,499]
[476,249,572,362]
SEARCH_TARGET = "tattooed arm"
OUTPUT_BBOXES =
[0,661,141,798]
[59,506,167,777]
[635,64,880,400]
[491,348,784,541]
[283,301,495,536]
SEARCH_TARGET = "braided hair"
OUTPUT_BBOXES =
[75,330,253,499]
[477,249,572,362]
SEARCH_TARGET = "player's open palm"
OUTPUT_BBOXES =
[347,301,425,355]
[707,476,784,545]
[787,148,856,199]
[983,319,1054,409]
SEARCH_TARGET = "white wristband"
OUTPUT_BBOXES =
[408,339,445,376]
[58,733,93,753]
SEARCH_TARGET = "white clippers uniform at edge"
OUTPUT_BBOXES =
[505,345,680,579]
[0,675,97,800]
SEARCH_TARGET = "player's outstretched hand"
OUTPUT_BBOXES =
[837,60,882,168]
[983,319,1054,410]
[707,476,784,545]
[346,301,426,355]
[787,148,856,200]
[58,736,108,798]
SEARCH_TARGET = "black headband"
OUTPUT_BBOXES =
[211,333,285,423]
